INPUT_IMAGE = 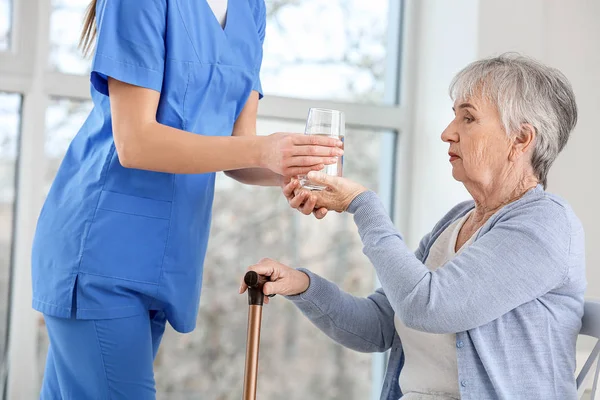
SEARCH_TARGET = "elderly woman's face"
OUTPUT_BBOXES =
[441,96,513,186]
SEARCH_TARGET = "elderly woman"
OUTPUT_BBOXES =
[240,53,586,400]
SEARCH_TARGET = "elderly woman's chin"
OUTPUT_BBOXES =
[449,160,466,182]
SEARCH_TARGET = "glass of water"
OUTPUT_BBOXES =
[299,108,345,191]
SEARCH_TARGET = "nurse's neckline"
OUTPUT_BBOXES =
[202,0,232,34]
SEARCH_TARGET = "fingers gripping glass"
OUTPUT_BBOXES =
[298,108,345,191]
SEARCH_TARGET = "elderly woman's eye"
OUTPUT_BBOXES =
[464,115,474,123]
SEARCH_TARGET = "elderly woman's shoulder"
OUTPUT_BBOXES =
[508,189,582,230]
[504,190,585,266]
[539,190,578,214]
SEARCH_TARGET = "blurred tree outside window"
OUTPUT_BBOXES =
[0,92,21,382]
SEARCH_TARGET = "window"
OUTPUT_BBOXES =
[0,0,11,51]
[3,0,405,398]
[49,0,92,74]
[154,119,396,399]
[47,0,397,100]
[43,97,93,194]
[0,92,20,371]
[263,0,394,104]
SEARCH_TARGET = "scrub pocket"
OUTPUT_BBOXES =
[79,191,171,284]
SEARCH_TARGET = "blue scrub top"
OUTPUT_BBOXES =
[32,0,266,333]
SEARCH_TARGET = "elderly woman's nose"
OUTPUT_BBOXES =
[441,123,458,142]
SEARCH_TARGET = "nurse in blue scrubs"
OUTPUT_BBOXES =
[32,0,344,398]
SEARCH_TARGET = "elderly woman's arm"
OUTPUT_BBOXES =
[349,190,575,334]
[285,271,397,353]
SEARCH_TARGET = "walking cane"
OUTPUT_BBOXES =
[242,271,273,400]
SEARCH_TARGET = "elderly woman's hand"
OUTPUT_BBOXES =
[283,171,368,217]
[238,258,310,303]
[281,177,328,218]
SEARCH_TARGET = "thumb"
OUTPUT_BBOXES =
[307,171,333,186]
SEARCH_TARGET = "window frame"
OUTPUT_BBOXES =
[0,0,415,398]
[0,91,21,400]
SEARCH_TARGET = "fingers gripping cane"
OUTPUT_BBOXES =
[242,271,274,400]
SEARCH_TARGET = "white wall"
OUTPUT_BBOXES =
[478,0,600,300]
[401,0,474,249]
[405,0,600,299]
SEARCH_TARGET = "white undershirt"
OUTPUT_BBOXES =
[394,211,479,400]
[206,0,228,28]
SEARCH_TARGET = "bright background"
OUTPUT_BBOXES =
[0,0,598,399]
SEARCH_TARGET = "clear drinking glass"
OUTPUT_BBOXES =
[299,108,345,190]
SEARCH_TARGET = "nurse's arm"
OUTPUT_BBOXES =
[108,79,342,177]
[224,91,285,186]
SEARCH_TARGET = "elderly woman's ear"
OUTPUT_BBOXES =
[509,123,537,162]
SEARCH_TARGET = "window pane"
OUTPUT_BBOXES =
[37,97,93,385]
[155,120,395,399]
[0,0,11,51]
[49,0,91,74]
[263,0,395,103]
[48,0,399,102]
[0,92,21,365]
[43,98,93,194]
[36,102,396,399]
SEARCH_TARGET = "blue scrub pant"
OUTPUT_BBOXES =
[40,311,167,400]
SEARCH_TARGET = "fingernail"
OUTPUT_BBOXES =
[335,149,344,156]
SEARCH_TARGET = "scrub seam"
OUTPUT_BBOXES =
[174,0,202,63]
[100,189,173,203]
[73,144,117,315]
[150,176,176,309]
[166,58,248,70]
[95,52,162,73]
[78,271,160,286]
[77,144,117,273]
[32,298,71,310]
[182,66,191,131]
[76,305,142,312]
[167,58,203,65]
[96,207,170,221]
[92,320,113,400]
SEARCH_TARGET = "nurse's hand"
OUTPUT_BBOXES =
[261,133,344,177]
[239,258,310,303]
[283,171,368,215]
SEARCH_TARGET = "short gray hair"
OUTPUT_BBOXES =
[449,53,577,188]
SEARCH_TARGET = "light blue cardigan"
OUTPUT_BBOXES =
[287,185,586,400]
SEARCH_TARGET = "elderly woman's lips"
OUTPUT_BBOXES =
[449,153,460,161]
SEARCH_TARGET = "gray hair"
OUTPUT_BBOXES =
[449,53,577,188]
